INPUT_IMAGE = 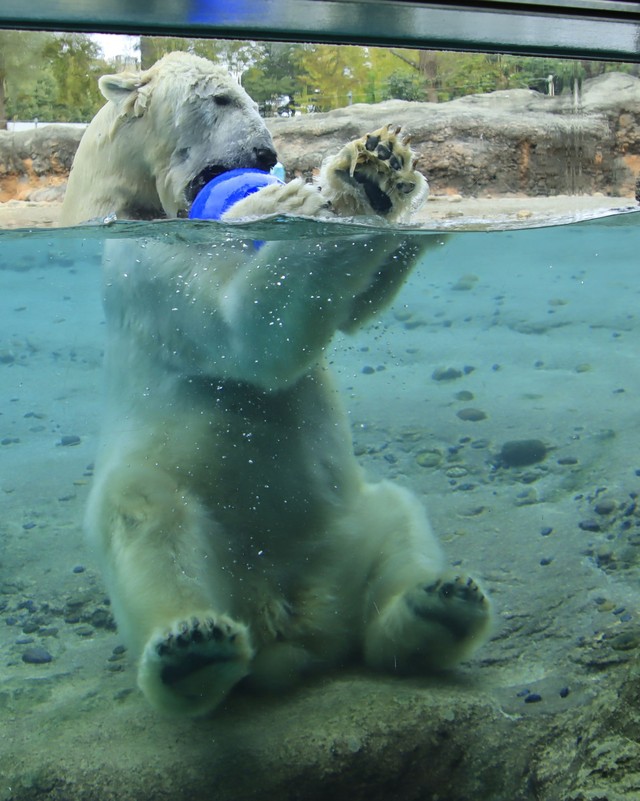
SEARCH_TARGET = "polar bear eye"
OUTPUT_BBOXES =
[214,94,232,107]
[175,148,191,162]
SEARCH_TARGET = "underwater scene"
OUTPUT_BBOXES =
[1,209,640,800]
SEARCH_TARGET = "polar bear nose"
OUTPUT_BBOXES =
[253,146,278,171]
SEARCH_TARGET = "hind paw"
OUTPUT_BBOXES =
[138,612,253,716]
[407,575,491,641]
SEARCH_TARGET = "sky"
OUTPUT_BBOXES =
[90,33,140,61]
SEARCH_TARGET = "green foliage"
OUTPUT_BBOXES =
[383,71,426,102]
[241,43,305,114]
[0,30,49,127]
[2,31,108,124]
[41,34,108,122]
[1,31,639,127]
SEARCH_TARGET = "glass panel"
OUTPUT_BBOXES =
[1,31,640,801]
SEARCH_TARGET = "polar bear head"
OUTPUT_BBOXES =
[61,51,277,223]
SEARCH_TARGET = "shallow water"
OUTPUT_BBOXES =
[1,210,640,800]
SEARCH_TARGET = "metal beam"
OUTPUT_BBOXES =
[0,1,638,61]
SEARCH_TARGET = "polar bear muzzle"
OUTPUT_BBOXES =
[186,145,278,205]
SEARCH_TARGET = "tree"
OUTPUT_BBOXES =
[41,34,108,122]
[139,36,189,69]
[0,31,49,128]
[296,44,371,111]
[241,43,305,114]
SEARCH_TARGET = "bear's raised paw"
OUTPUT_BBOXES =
[321,123,428,220]
[137,612,253,716]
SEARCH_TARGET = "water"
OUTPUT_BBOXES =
[1,211,639,800]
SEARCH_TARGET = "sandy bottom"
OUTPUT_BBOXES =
[1,200,640,800]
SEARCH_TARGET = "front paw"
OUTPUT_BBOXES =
[321,124,428,220]
[137,612,253,716]
[222,178,328,220]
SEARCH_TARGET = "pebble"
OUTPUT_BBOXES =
[455,390,474,401]
[594,499,617,515]
[22,646,53,664]
[22,622,39,634]
[415,450,442,468]
[72,565,86,574]
[451,274,478,291]
[445,466,468,478]
[456,408,487,422]
[610,631,640,651]
[58,434,81,447]
[432,366,463,381]
[539,557,553,566]
[579,519,601,532]
[540,527,553,536]
[361,365,375,375]
[559,687,570,698]
[22,522,36,530]
[499,439,547,467]
[524,693,542,704]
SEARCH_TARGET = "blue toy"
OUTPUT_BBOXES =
[189,168,284,221]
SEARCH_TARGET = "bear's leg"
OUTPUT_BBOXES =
[358,482,492,673]
[85,465,253,715]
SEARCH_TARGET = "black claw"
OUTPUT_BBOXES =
[212,625,224,642]
[440,582,455,599]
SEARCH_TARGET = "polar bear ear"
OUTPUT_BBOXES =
[98,72,154,137]
[99,72,141,106]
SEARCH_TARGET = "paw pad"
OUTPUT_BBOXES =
[328,123,428,218]
[406,574,490,643]
[149,614,249,687]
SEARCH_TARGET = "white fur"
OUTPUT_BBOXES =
[66,53,492,716]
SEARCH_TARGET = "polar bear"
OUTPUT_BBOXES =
[62,52,492,716]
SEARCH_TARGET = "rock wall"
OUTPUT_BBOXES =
[269,72,640,197]
[0,125,84,201]
[0,72,638,201]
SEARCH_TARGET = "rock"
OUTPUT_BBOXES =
[58,434,81,446]
[457,408,487,422]
[432,366,463,381]
[0,125,84,201]
[594,499,617,515]
[269,73,640,197]
[499,439,547,467]
[415,449,443,468]
[21,646,53,664]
